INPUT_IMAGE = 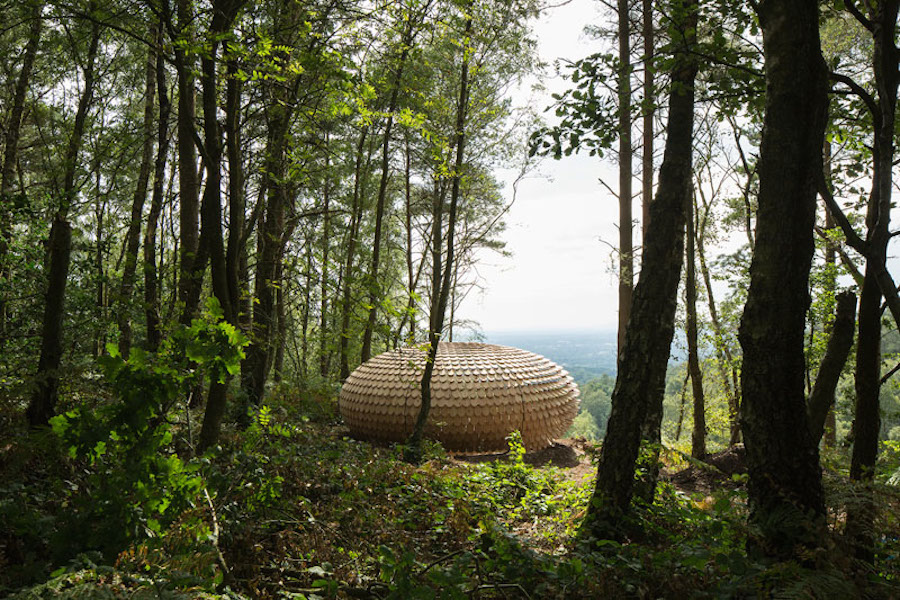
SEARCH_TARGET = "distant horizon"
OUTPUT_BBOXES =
[474,326,618,337]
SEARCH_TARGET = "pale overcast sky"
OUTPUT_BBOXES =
[457,0,623,333]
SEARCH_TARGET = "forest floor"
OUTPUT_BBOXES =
[2,391,899,599]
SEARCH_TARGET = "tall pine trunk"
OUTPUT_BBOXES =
[196,0,244,452]
[641,0,653,239]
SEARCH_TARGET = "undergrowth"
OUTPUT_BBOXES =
[2,381,900,598]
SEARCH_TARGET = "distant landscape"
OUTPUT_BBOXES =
[478,329,618,385]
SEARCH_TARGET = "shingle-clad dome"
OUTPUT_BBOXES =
[339,342,580,452]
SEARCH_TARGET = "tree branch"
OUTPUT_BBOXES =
[843,0,875,31]
[829,72,879,120]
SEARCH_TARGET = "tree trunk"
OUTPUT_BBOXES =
[118,29,158,357]
[173,0,202,323]
[27,219,72,426]
[845,0,899,563]
[339,127,370,380]
[582,0,697,537]
[196,0,244,453]
[846,266,881,560]
[737,0,829,558]
[239,0,303,412]
[241,101,291,410]
[0,1,42,345]
[685,195,705,459]
[807,291,856,443]
[319,146,331,378]
[821,137,838,447]
[405,16,472,463]
[27,18,100,427]
[144,32,172,352]
[225,59,247,329]
[361,16,419,363]
[93,164,106,356]
[641,0,653,240]
[616,0,633,356]
[274,251,288,383]
[696,192,740,445]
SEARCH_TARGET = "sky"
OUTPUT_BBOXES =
[456,0,623,333]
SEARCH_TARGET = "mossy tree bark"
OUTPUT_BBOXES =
[737,0,829,558]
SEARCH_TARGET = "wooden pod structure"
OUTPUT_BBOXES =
[339,342,580,452]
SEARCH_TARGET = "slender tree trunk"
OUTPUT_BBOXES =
[144,33,171,352]
[807,291,856,443]
[173,0,202,324]
[302,239,313,381]
[27,19,100,427]
[845,0,899,563]
[696,194,740,445]
[685,195,705,459]
[403,135,416,342]
[583,0,696,536]
[273,253,287,383]
[738,0,829,558]
[847,267,882,559]
[641,0,653,239]
[616,0,633,355]
[93,165,105,356]
[196,0,245,453]
[241,102,290,410]
[361,16,420,363]
[0,1,42,345]
[319,147,331,378]
[822,138,838,448]
[239,0,303,413]
[405,16,472,463]
[225,59,246,328]
[339,127,370,380]
[674,369,690,442]
[118,30,158,357]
